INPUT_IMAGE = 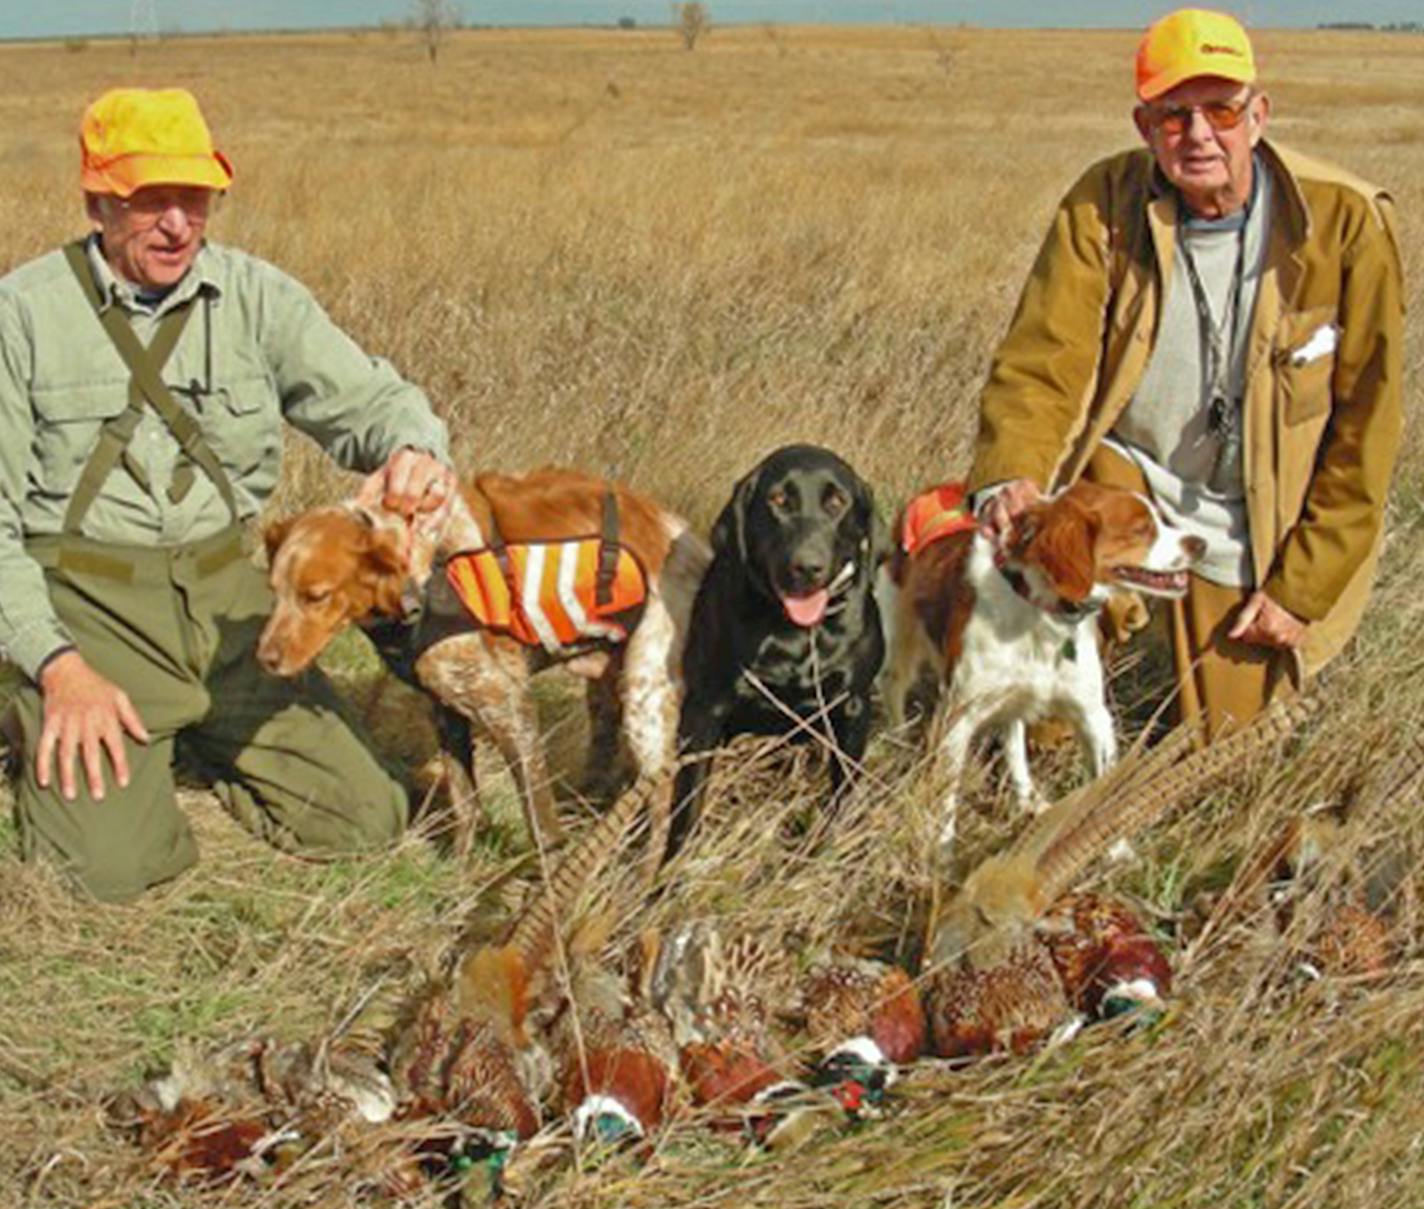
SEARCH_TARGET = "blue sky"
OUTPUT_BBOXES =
[3,1,1420,39]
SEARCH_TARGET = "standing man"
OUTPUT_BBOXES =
[970,9,1403,738]
[0,87,458,901]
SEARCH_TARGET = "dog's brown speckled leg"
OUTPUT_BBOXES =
[416,635,564,849]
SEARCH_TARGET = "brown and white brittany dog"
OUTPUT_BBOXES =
[257,468,710,852]
[877,479,1205,850]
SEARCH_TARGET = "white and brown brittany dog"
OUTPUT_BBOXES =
[878,479,1205,849]
[257,468,710,852]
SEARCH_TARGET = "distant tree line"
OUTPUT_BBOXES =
[1317,21,1422,31]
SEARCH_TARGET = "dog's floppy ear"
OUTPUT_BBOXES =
[263,517,293,565]
[710,465,762,563]
[363,522,409,578]
[349,504,409,577]
[1021,503,1097,603]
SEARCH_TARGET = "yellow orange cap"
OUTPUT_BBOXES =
[79,87,233,197]
[1135,8,1256,102]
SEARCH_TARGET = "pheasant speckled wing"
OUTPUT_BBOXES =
[923,938,1072,1059]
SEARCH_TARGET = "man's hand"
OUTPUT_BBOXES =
[357,448,457,525]
[1228,590,1308,650]
[977,478,1043,547]
[36,649,150,802]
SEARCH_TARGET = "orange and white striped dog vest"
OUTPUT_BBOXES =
[899,482,977,556]
[445,538,647,652]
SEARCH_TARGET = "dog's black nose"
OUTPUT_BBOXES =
[788,551,828,587]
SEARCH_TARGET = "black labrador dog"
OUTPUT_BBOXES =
[667,444,887,859]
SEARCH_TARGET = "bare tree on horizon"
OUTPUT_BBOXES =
[673,2,709,51]
[413,0,459,65]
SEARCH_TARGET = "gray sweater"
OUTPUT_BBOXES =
[1106,159,1272,586]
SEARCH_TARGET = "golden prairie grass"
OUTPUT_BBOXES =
[0,22,1422,1209]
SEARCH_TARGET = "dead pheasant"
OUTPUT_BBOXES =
[793,954,927,1115]
[1201,724,1421,983]
[388,944,546,1147]
[923,694,1320,1058]
[1283,740,1418,981]
[115,1034,397,1185]
[388,774,676,1163]
[1246,813,1399,982]
[651,923,793,1107]
[537,923,680,1148]
[502,776,686,1148]
[645,921,853,1149]
[1039,891,1173,1021]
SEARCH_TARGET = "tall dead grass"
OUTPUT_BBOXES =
[0,23,1421,1209]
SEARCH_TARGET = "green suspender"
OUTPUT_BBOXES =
[61,240,239,535]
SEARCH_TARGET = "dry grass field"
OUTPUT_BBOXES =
[1,21,1422,1209]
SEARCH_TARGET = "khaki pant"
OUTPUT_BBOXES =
[1084,447,1296,741]
[11,527,408,903]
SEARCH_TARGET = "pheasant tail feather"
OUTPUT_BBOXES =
[1034,693,1321,903]
[505,772,671,973]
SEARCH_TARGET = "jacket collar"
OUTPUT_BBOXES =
[1252,139,1310,316]
[1145,139,1309,290]
[1253,139,1311,244]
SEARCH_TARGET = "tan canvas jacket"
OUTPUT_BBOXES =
[967,140,1405,672]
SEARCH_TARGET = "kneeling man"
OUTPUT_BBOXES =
[0,88,457,900]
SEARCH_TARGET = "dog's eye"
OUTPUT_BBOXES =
[302,587,333,605]
[766,488,789,511]
[823,488,848,516]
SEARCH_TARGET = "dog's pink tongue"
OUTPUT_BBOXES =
[781,589,829,627]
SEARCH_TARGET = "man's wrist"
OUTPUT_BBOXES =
[3,616,81,683]
[394,444,449,464]
[34,643,78,686]
[971,478,1039,520]
[1260,574,1329,625]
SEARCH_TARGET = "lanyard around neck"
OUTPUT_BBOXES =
[1177,197,1250,479]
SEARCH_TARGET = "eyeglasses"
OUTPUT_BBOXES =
[112,187,219,223]
[1146,98,1251,138]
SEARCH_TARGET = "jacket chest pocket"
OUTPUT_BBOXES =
[30,383,129,487]
[1274,306,1337,427]
[198,376,280,475]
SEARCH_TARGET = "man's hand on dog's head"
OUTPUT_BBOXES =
[976,478,1043,548]
[359,448,457,528]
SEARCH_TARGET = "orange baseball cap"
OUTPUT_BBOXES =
[79,87,234,197]
[1135,8,1256,102]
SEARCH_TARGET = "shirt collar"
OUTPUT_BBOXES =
[83,233,222,315]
